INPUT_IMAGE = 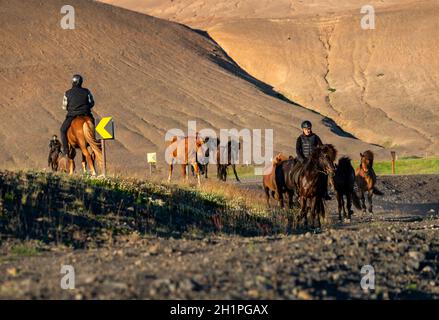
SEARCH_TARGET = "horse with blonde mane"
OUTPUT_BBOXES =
[65,115,103,176]
[167,134,206,185]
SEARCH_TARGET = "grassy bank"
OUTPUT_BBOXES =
[0,171,293,249]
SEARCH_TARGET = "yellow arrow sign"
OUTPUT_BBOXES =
[96,117,114,140]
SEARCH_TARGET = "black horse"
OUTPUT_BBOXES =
[273,156,300,209]
[333,157,362,221]
[217,139,240,182]
[296,145,337,228]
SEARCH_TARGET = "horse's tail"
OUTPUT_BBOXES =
[83,120,103,168]
[351,191,362,210]
[373,187,384,196]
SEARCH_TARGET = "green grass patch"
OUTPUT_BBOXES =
[352,158,439,175]
[11,245,39,257]
[233,158,439,178]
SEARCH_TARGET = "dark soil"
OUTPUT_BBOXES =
[0,173,438,299]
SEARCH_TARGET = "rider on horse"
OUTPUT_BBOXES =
[296,120,331,200]
[48,134,62,168]
[60,74,95,155]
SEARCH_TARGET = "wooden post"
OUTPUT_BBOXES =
[391,151,396,175]
[102,139,107,177]
[149,163,152,176]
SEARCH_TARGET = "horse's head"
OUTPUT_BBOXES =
[272,153,289,166]
[360,150,374,172]
[313,144,337,175]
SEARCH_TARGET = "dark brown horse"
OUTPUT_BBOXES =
[262,153,290,208]
[66,116,103,176]
[167,135,206,185]
[48,147,61,172]
[297,144,337,228]
[355,150,383,213]
[217,139,241,182]
[333,157,362,221]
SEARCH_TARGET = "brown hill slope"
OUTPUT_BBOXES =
[0,0,381,174]
[101,0,439,156]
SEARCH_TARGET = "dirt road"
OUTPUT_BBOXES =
[0,174,438,299]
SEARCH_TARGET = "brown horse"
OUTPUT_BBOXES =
[167,135,205,185]
[262,153,290,208]
[297,144,337,228]
[355,150,383,213]
[66,115,103,176]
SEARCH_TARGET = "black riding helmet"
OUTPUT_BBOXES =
[301,120,312,129]
[72,74,83,87]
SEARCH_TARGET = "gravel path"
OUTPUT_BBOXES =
[1,175,438,299]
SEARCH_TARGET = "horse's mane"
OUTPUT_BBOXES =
[362,150,374,166]
[309,144,337,165]
[321,144,338,162]
[337,156,352,174]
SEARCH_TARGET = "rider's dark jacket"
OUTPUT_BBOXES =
[63,86,95,117]
[296,132,323,163]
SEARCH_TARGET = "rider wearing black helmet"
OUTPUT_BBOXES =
[60,74,95,155]
[296,120,331,200]
[296,120,323,163]
[48,134,62,166]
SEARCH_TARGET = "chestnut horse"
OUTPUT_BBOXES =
[355,150,383,213]
[167,135,205,185]
[66,115,103,176]
[297,144,337,228]
[262,153,290,208]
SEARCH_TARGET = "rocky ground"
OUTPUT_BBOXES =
[0,174,438,299]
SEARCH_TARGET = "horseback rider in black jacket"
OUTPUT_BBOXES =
[48,134,62,166]
[60,74,95,155]
[296,120,331,200]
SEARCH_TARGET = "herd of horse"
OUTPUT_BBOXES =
[264,146,383,228]
[49,114,383,229]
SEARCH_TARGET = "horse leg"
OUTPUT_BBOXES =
[341,194,347,220]
[287,191,294,209]
[168,164,173,182]
[264,187,271,208]
[69,158,75,175]
[337,192,343,221]
[81,154,87,174]
[277,191,284,208]
[192,163,201,186]
[232,164,240,182]
[205,164,208,179]
[309,197,317,228]
[222,165,228,181]
[321,198,326,227]
[367,190,373,213]
[346,193,353,219]
[80,146,96,176]
[181,164,188,182]
[360,191,367,213]
[299,197,308,227]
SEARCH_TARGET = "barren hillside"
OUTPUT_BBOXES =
[101,0,439,156]
[0,0,381,174]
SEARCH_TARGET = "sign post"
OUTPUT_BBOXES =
[147,152,157,176]
[96,117,115,177]
[391,151,396,175]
